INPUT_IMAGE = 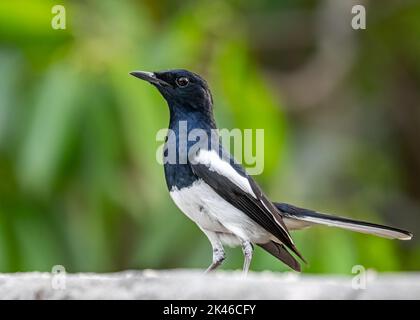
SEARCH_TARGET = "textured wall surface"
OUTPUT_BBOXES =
[0,270,419,300]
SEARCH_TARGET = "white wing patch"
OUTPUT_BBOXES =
[194,149,256,198]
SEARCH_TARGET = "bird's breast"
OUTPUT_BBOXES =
[169,179,271,243]
[169,179,227,232]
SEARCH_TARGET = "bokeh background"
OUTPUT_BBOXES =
[0,0,419,274]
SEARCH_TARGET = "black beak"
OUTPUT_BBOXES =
[129,71,168,86]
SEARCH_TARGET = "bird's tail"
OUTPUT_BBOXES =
[274,202,413,241]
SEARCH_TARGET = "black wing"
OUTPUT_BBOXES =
[258,242,301,272]
[190,160,306,263]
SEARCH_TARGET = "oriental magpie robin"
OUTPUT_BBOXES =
[130,69,413,274]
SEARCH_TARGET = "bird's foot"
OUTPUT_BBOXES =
[204,248,225,273]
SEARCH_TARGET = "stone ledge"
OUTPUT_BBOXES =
[0,270,419,299]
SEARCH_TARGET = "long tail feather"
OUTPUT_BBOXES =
[274,202,413,240]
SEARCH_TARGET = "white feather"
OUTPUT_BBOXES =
[284,215,412,240]
[170,179,271,244]
[193,149,256,198]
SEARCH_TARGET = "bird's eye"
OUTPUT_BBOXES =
[176,77,189,87]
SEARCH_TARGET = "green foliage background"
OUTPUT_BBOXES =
[0,0,419,273]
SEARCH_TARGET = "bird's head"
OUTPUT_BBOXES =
[130,69,213,114]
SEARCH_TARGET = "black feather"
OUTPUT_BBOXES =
[275,202,413,240]
[258,241,301,272]
[191,162,306,263]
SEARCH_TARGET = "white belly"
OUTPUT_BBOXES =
[169,179,271,244]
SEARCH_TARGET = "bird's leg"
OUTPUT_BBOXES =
[241,241,253,276]
[206,247,225,273]
[201,229,225,273]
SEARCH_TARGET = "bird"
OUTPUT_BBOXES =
[130,69,413,274]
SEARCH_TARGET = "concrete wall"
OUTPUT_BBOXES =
[0,270,419,299]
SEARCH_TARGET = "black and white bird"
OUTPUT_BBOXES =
[130,69,413,274]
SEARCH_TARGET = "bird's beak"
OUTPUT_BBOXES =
[129,71,168,86]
